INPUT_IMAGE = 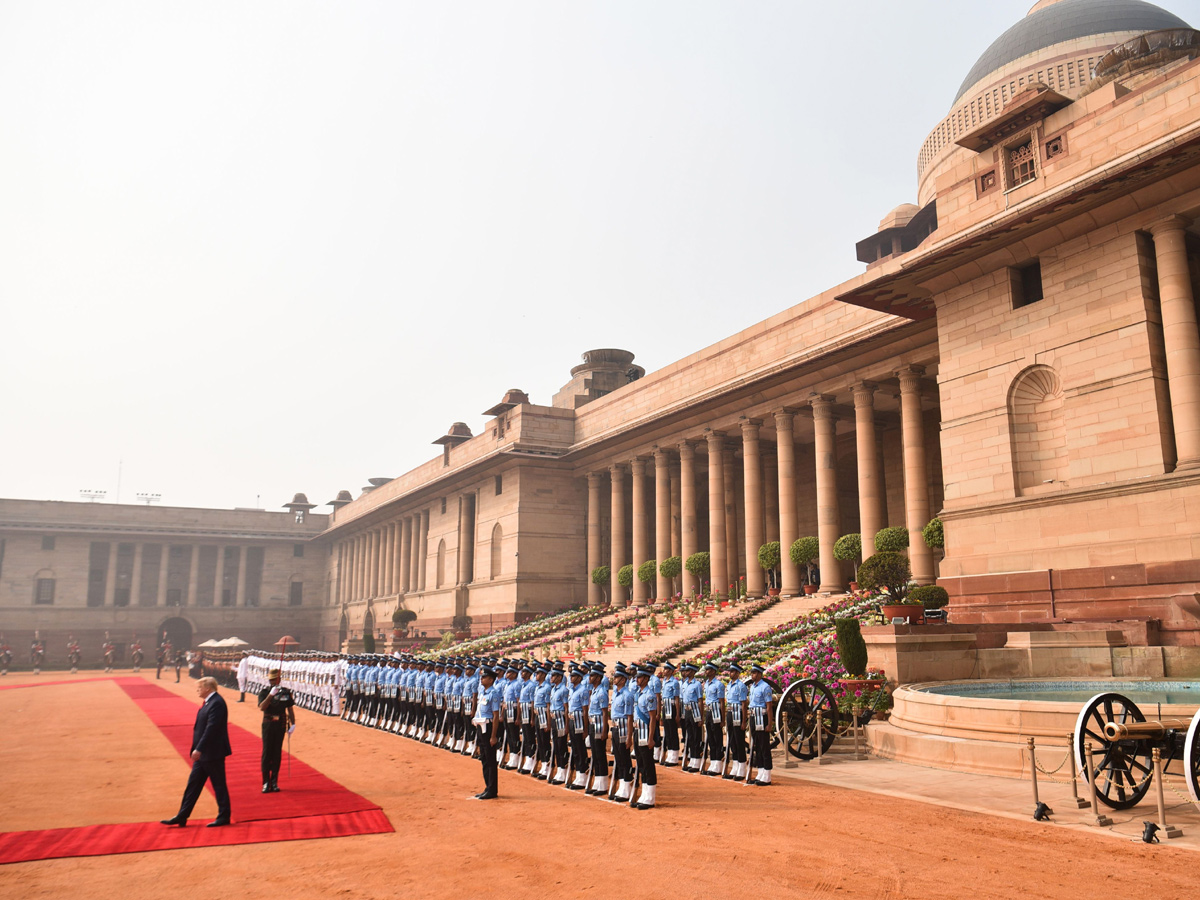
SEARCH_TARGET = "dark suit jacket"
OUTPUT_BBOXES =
[192,692,233,761]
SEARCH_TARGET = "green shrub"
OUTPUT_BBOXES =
[835,617,868,677]
[659,556,682,579]
[637,560,657,584]
[874,526,910,553]
[684,552,710,577]
[757,541,781,571]
[617,564,634,588]
[857,551,912,600]
[834,533,862,580]
[362,631,376,653]
[789,536,820,585]
[909,584,950,610]
[392,607,417,628]
[922,517,945,550]
[591,565,611,585]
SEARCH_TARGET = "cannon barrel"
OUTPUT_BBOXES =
[1102,718,1191,740]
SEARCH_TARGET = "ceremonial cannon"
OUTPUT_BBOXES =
[1073,691,1200,809]
[774,676,890,760]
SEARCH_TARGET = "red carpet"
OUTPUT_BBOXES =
[0,677,123,690]
[0,679,392,864]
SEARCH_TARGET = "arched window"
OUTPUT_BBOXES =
[1008,365,1068,496]
[490,523,503,580]
[436,539,447,589]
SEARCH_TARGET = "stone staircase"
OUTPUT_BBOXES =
[674,593,842,663]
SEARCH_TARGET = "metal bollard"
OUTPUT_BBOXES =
[1083,741,1114,827]
[816,711,829,766]
[1066,733,1088,809]
[1028,737,1040,807]
[783,711,796,769]
[1152,748,1184,838]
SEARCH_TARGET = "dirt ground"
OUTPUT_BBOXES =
[3,671,1200,900]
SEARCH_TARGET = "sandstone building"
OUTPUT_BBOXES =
[5,0,1200,661]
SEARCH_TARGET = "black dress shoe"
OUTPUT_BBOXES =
[206,818,231,828]
[262,783,271,793]
[269,782,280,793]
[477,792,498,800]
[160,816,187,827]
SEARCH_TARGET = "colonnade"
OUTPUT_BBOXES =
[336,509,431,606]
[585,368,938,605]
[92,542,259,607]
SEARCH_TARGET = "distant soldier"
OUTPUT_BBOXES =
[30,632,45,675]
[102,631,116,673]
[658,662,680,766]
[130,635,145,673]
[747,664,775,786]
[0,636,11,675]
[724,663,748,780]
[585,664,610,796]
[67,635,82,674]
[173,647,185,683]
[608,664,635,801]
[701,662,725,777]
[679,663,703,772]
[566,665,590,790]
[532,663,552,779]
[156,638,172,680]
[632,664,660,809]
[547,663,570,783]
[236,651,250,702]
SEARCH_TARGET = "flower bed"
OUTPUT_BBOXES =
[634,596,780,666]
[418,605,609,658]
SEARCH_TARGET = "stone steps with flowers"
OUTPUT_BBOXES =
[675,593,845,664]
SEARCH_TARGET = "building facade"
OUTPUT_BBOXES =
[5,0,1200,658]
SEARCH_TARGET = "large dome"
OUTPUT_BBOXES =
[954,0,1190,103]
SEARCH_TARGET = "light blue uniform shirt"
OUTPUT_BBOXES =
[748,679,773,708]
[550,681,570,711]
[611,684,634,718]
[533,679,551,707]
[568,682,590,712]
[476,681,503,722]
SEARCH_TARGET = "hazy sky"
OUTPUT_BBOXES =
[4,1,1193,511]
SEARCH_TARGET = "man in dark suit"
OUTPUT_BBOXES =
[161,676,233,827]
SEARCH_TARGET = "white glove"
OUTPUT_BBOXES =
[269,686,280,696]
[287,724,296,735]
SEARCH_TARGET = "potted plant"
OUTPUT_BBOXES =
[685,552,710,597]
[758,541,781,596]
[637,559,657,602]
[790,536,820,594]
[857,552,920,623]
[659,556,682,597]
[834,533,862,591]
[392,606,417,639]
[874,525,910,553]
[591,565,611,605]
[649,613,659,635]
[909,584,950,621]
[451,614,473,640]
[617,564,635,606]
[834,617,881,689]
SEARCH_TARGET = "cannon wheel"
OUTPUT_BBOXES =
[775,678,839,760]
[1072,692,1154,810]
[1184,708,1200,804]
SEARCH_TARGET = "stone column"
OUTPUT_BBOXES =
[654,449,672,601]
[352,537,362,600]
[382,524,393,596]
[764,453,780,543]
[679,442,698,596]
[775,411,800,595]
[186,545,199,607]
[630,457,649,606]
[400,518,413,593]
[235,547,247,606]
[156,543,169,606]
[1152,217,1200,469]
[706,431,728,600]
[670,461,682,559]
[372,531,383,597]
[457,494,476,585]
[393,523,403,594]
[409,514,421,593]
[129,543,144,607]
[811,395,844,592]
[742,419,765,597]
[418,510,429,592]
[610,463,627,606]
[587,473,605,606]
[214,546,227,606]
[854,382,885,558]
[723,444,739,598]
[103,542,119,606]
[898,366,935,584]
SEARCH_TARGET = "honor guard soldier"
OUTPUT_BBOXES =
[459,660,478,754]
[658,662,680,766]
[548,663,569,783]
[130,635,145,673]
[608,664,635,801]
[472,665,503,800]
[102,632,116,673]
[702,662,726,776]
[156,638,171,680]
[67,635,82,674]
[258,666,296,792]
[518,663,538,774]
[422,660,437,741]
[724,663,749,779]
[0,636,11,676]
[501,664,522,768]
[31,632,45,675]
[401,657,417,736]
[432,660,447,743]
[679,663,703,772]
[747,664,775,786]
[585,664,610,796]
[566,665,591,789]
[532,664,552,779]
[632,665,660,809]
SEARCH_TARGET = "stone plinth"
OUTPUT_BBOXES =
[863,630,978,686]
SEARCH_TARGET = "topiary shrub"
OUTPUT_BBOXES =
[833,533,862,581]
[909,584,950,610]
[789,536,820,585]
[857,551,912,600]
[617,564,635,604]
[591,566,611,605]
[835,617,868,677]
[874,526,910,553]
[659,556,682,594]
[637,559,657,584]
[757,541,781,590]
[685,551,710,578]
[923,517,945,551]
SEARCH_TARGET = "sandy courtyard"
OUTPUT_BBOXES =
[2,671,1199,900]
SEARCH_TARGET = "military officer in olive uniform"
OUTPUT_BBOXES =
[257,666,296,793]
